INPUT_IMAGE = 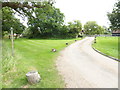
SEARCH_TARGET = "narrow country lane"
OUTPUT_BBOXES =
[56,37,118,88]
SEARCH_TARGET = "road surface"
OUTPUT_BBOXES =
[56,37,118,88]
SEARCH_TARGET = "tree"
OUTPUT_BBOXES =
[67,20,82,38]
[2,1,55,17]
[59,25,69,38]
[2,7,25,36]
[26,5,64,38]
[84,21,105,35]
[2,2,45,9]
[107,0,120,30]
[2,1,55,36]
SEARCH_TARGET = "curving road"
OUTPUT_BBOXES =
[56,37,118,88]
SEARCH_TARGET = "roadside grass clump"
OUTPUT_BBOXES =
[92,36,119,59]
[2,40,20,73]
[2,40,22,88]
[2,45,15,73]
[2,38,82,88]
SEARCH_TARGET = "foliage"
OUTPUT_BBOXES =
[2,1,55,37]
[2,1,82,39]
[3,1,107,38]
[67,20,82,38]
[2,1,55,17]
[107,1,120,30]
[2,7,25,36]
[26,4,65,38]
[59,25,69,38]
[84,21,105,35]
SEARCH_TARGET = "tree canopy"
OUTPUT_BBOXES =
[25,4,64,38]
[2,1,54,16]
[107,0,120,30]
[2,7,25,35]
[2,1,54,36]
[84,21,105,35]
[2,1,106,38]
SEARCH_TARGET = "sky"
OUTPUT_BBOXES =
[16,0,117,28]
[54,0,117,27]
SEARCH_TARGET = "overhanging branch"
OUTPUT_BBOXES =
[2,2,45,9]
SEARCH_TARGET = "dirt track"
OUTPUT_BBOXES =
[56,37,118,88]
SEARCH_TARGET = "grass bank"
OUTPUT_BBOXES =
[92,37,119,59]
[2,38,82,88]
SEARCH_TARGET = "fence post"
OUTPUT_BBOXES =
[11,28,14,56]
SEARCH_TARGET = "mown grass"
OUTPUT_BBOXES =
[92,37,119,59]
[2,38,82,88]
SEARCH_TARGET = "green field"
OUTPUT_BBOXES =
[2,38,82,88]
[92,37,119,59]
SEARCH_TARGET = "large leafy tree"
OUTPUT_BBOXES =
[107,0,120,30]
[84,21,105,35]
[27,4,64,38]
[2,1,55,36]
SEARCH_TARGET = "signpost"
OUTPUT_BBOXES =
[11,27,14,56]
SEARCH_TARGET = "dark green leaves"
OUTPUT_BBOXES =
[2,7,25,35]
[84,21,105,35]
[27,4,65,38]
[107,1,120,30]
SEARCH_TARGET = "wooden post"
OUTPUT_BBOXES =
[11,28,14,56]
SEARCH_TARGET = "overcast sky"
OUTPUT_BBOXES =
[54,0,116,27]
[17,0,117,27]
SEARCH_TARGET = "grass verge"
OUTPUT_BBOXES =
[2,38,82,88]
[92,36,119,59]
